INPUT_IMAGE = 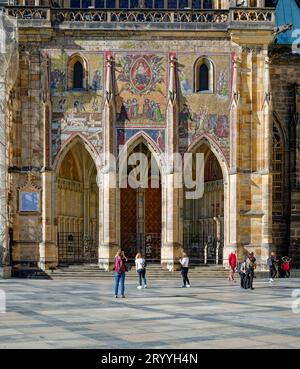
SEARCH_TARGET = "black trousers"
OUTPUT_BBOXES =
[247,271,254,289]
[181,267,190,286]
[269,266,277,279]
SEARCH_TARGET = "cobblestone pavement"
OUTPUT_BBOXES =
[0,277,300,349]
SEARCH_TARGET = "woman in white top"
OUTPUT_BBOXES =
[179,252,190,288]
[135,253,147,289]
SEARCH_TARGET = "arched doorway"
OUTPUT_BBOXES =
[184,141,224,264]
[120,139,162,262]
[56,141,99,265]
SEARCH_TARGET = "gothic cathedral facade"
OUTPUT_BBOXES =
[0,0,299,276]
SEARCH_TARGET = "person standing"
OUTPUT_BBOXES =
[239,261,247,289]
[268,251,277,283]
[114,250,127,298]
[179,252,190,288]
[228,250,237,282]
[282,256,292,278]
[245,252,256,290]
[135,253,147,289]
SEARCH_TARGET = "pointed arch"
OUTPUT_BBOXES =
[118,131,166,177]
[187,135,229,186]
[53,134,99,175]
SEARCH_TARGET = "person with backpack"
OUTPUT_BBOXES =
[179,252,190,288]
[135,253,147,289]
[267,251,277,283]
[114,249,128,298]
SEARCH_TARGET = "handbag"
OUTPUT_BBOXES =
[125,262,132,272]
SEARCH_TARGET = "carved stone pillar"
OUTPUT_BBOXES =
[161,55,183,271]
[227,53,241,262]
[260,52,273,268]
[39,52,57,270]
[98,55,119,271]
[290,84,300,265]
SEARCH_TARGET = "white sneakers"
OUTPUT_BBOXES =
[144,285,147,289]
[137,285,142,290]
[269,278,274,283]
[186,284,191,288]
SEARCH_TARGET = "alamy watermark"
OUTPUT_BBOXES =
[96,149,205,200]
[0,290,6,313]
[292,289,300,314]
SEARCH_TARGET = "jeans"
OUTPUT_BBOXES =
[181,267,190,286]
[114,272,125,296]
[137,269,147,286]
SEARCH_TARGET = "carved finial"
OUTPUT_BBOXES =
[105,55,114,104]
[168,55,177,104]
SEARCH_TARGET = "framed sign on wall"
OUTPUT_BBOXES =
[19,191,40,213]
[18,172,41,214]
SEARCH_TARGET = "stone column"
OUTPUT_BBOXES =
[98,55,119,271]
[0,12,17,278]
[227,53,241,263]
[260,52,273,269]
[0,65,10,278]
[161,55,183,271]
[39,52,57,270]
[290,84,300,266]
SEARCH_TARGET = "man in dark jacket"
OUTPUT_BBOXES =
[267,251,277,283]
[245,252,256,290]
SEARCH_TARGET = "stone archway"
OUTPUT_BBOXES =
[184,138,229,265]
[55,140,99,265]
[119,137,162,262]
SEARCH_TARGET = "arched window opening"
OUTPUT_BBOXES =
[73,61,84,89]
[272,124,284,215]
[194,58,214,93]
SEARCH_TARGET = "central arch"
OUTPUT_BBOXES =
[118,134,163,262]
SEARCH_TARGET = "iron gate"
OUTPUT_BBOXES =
[121,233,161,262]
[58,232,98,265]
[183,234,224,264]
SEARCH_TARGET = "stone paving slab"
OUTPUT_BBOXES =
[0,278,300,349]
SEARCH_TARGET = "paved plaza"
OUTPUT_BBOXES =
[0,277,300,349]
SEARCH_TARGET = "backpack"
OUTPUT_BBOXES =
[142,259,147,269]
[267,257,273,267]
[115,257,125,273]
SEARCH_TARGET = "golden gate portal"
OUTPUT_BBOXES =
[0,0,300,277]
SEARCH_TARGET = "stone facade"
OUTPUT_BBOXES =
[0,1,299,276]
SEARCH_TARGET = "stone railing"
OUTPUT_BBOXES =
[4,6,275,25]
[231,8,275,22]
[52,8,230,24]
[5,6,50,20]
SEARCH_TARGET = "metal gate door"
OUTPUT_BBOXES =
[58,232,99,265]
[58,232,84,265]
[121,233,161,262]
